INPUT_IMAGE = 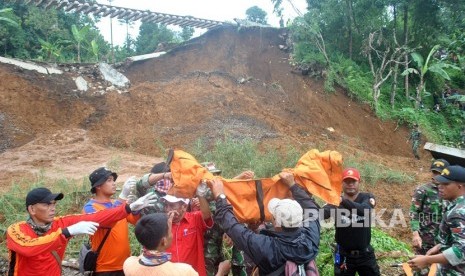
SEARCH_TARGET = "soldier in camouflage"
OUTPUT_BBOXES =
[408,124,421,160]
[134,162,172,215]
[408,165,465,275]
[199,162,255,276]
[410,159,450,255]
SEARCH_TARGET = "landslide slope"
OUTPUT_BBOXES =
[0,26,429,244]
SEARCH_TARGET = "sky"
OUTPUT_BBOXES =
[95,0,308,46]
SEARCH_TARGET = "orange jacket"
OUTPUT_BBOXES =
[169,149,343,223]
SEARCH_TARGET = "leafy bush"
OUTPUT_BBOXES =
[317,226,412,275]
[189,135,302,178]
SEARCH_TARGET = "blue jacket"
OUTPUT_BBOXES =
[214,185,320,275]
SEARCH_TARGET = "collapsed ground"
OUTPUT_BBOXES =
[0,26,433,252]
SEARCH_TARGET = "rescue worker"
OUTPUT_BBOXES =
[323,168,380,276]
[408,165,465,274]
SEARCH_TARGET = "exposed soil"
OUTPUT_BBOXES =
[0,26,433,268]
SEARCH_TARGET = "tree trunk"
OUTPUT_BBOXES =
[345,0,353,59]
[403,0,409,99]
[391,63,399,108]
[77,42,81,63]
[415,78,424,109]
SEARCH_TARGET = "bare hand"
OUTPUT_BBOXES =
[163,172,172,181]
[167,210,178,221]
[407,255,429,270]
[191,197,200,211]
[426,244,440,256]
[216,260,231,276]
[234,170,255,180]
[209,178,225,198]
[412,232,422,249]
[278,171,295,187]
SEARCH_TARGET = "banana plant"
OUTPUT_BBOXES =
[38,38,70,62]
[402,45,460,108]
[0,8,19,27]
[71,24,91,63]
[90,39,99,62]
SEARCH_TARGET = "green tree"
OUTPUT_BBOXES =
[0,8,19,27]
[135,22,175,55]
[180,26,194,41]
[245,6,267,25]
[38,38,68,62]
[402,45,460,108]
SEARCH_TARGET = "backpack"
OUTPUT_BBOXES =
[78,228,111,274]
[255,259,319,276]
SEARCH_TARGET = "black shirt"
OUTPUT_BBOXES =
[323,192,375,250]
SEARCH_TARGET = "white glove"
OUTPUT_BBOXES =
[67,221,99,236]
[129,192,157,212]
[119,176,137,200]
[196,180,209,197]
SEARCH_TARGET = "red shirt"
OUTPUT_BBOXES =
[166,211,213,276]
[6,204,130,276]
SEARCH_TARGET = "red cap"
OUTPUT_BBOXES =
[342,168,360,181]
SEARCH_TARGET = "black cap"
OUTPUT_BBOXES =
[26,187,63,209]
[434,165,465,184]
[430,159,450,173]
[150,162,170,174]
[89,167,118,192]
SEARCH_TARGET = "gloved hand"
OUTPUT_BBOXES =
[196,180,209,197]
[119,176,137,200]
[129,192,157,212]
[67,221,99,236]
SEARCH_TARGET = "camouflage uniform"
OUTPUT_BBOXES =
[203,190,252,276]
[409,127,421,159]
[436,195,465,275]
[231,243,255,276]
[409,182,446,255]
[135,173,165,215]
[204,196,224,276]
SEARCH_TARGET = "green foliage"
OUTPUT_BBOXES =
[245,6,268,25]
[343,155,414,185]
[90,39,99,61]
[180,26,194,41]
[189,135,301,178]
[0,8,19,27]
[135,22,175,55]
[316,227,412,275]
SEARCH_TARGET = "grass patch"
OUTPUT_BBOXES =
[343,156,414,185]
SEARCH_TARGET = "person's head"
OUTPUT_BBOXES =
[430,159,450,182]
[342,168,361,197]
[150,162,173,193]
[89,167,118,195]
[434,165,465,201]
[162,195,189,223]
[268,198,303,231]
[201,162,222,176]
[135,213,172,251]
[26,187,64,225]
